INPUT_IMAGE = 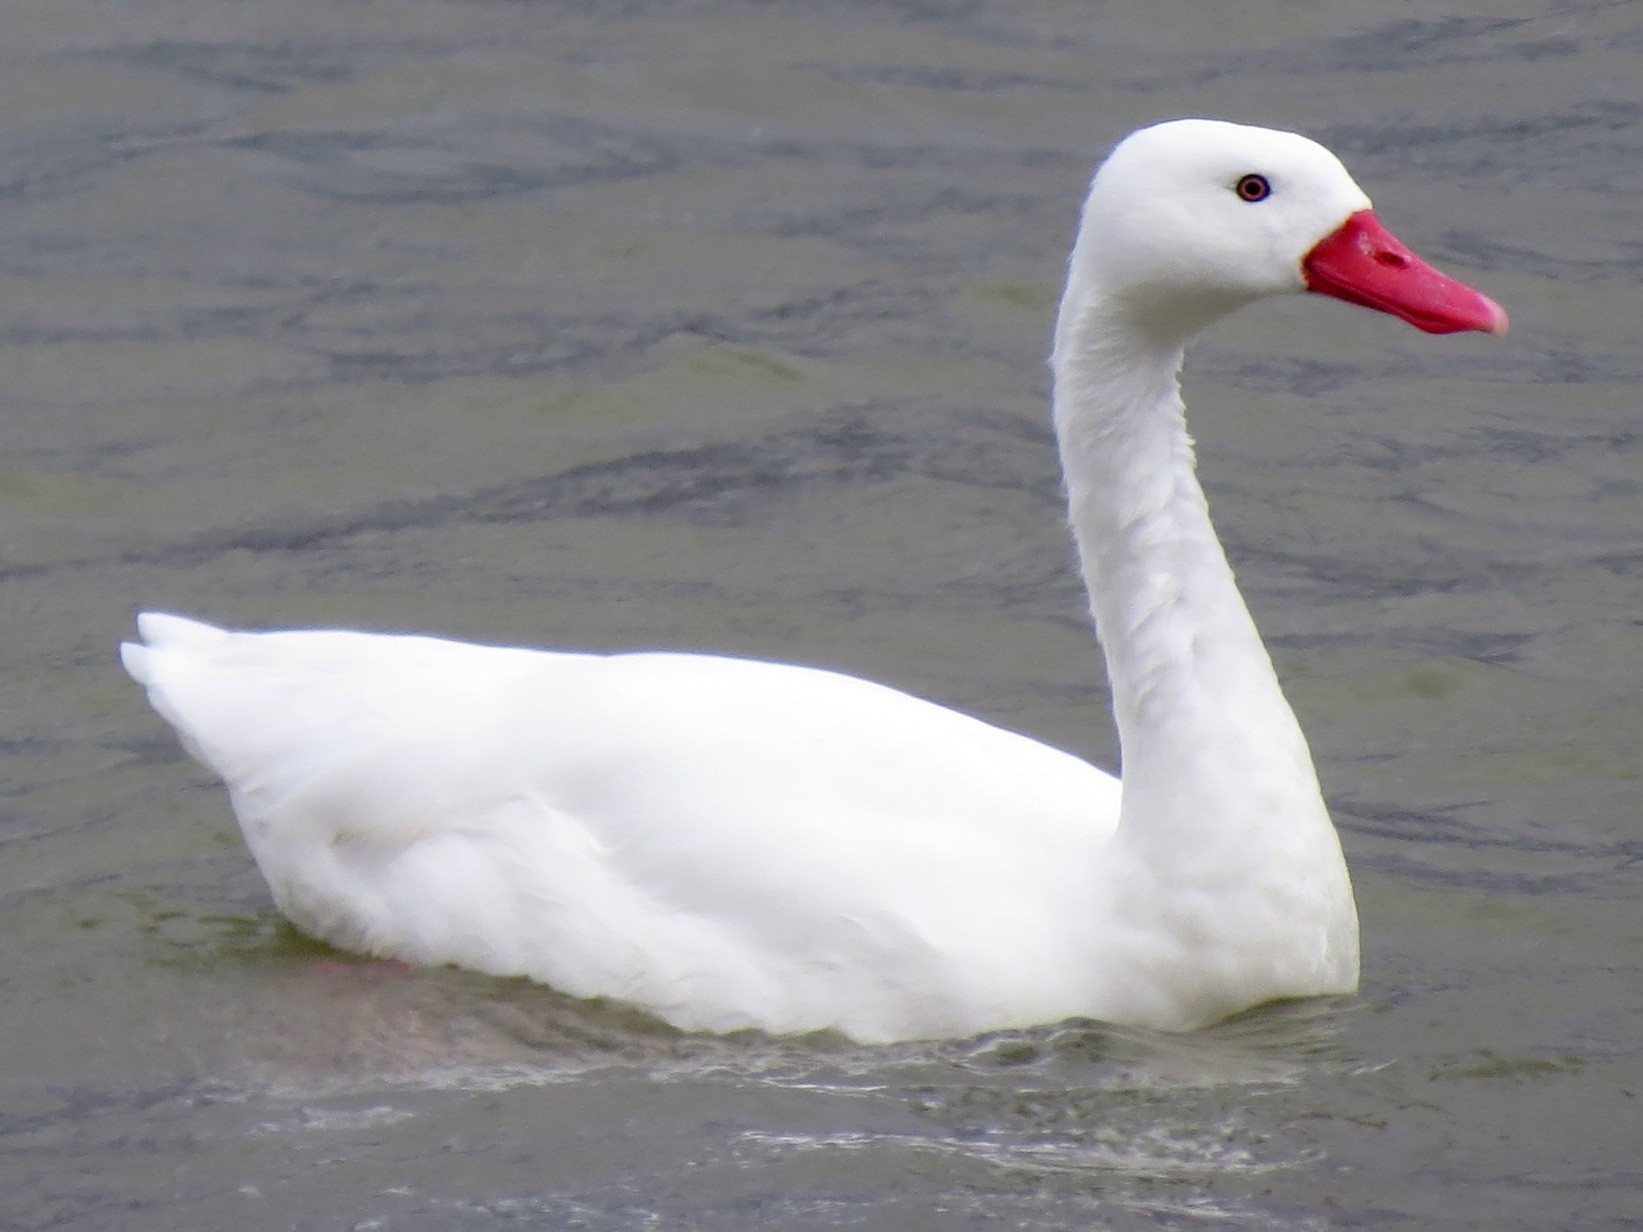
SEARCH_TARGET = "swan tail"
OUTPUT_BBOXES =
[121,612,244,765]
[120,611,229,684]
[119,613,547,825]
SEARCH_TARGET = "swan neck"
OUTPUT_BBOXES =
[1051,299,1321,838]
[1046,281,1358,1013]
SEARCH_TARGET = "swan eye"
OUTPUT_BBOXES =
[1234,173,1271,202]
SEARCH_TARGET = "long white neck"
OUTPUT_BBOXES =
[1052,288,1344,884]
[1050,285,1358,1025]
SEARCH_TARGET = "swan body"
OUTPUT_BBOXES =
[122,120,1506,1043]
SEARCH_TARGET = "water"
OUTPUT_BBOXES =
[2,1,1640,1227]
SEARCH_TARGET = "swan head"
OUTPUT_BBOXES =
[1060,118,1508,348]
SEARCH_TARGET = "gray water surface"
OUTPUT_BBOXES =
[3,2,1641,1228]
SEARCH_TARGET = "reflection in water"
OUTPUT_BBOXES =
[172,941,1360,1229]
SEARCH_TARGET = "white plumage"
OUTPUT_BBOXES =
[122,119,1505,1043]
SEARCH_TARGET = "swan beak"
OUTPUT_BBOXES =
[1302,210,1509,336]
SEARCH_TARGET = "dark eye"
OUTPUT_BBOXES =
[1235,173,1271,202]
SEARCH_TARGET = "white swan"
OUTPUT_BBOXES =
[121,120,1506,1044]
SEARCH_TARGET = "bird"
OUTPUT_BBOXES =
[121,119,1507,1044]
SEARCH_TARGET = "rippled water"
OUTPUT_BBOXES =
[2,1,1640,1228]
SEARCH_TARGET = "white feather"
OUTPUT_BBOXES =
[122,120,1502,1042]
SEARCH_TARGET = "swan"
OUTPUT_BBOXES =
[121,119,1507,1044]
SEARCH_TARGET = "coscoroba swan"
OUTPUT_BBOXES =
[122,120,1506,1043]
